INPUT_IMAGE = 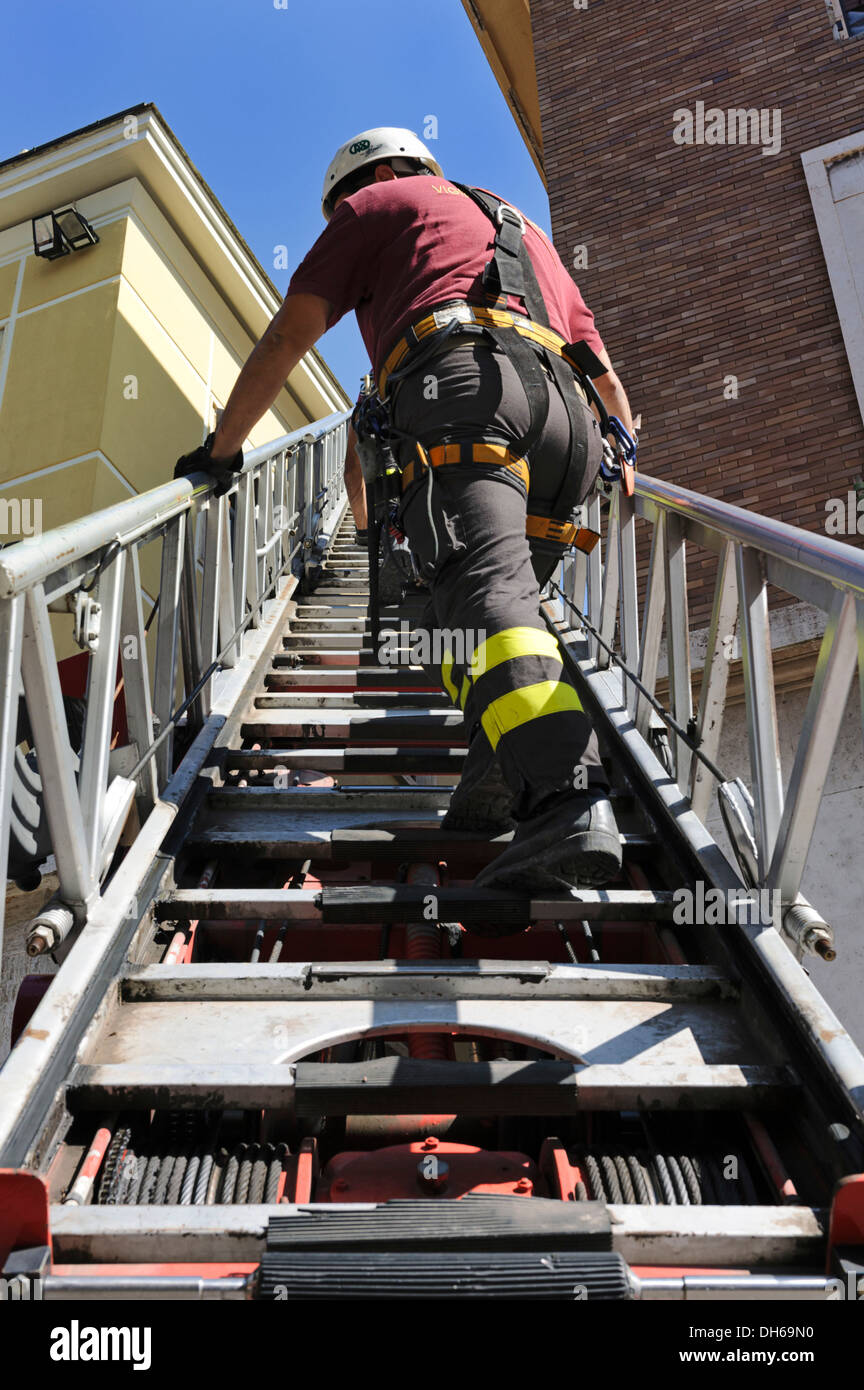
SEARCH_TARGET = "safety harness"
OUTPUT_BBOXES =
[354,184,637,635]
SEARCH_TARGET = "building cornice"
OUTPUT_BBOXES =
[0,103,350,416]
[461,0,545,181]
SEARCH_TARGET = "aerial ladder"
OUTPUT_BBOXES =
[0,409,863,1301]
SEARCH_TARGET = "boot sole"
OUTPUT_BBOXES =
[475,831,622,892]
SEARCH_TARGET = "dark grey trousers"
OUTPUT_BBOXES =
[390,340,606,820]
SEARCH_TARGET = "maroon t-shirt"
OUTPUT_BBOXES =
[286,176,605,378]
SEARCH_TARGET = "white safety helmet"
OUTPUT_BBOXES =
[321,127,443,219]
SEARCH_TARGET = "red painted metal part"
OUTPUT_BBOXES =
[744,1115,798,1203]
[165,859,218,965]
[64,1125,114,1206]
[320,1138,537,1202]
[0,1170,52,1267]
[10,975,54,1050]
[288,1136,318,1203]
[827,1172,864,1268]
[538,1137,585,1200]
[59,651,128,744]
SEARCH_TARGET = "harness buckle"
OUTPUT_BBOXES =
[432,303,475,330]
[495,203,525,235]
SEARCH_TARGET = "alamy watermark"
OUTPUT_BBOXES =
[0,496,42,538]
[673,101,782,156]
[49,1321,151,1370]
[673,882,780,927]
[0,1274,43,1300]
[825,489,864,536]
[378,621,486,669]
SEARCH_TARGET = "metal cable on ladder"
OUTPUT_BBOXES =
[547,579,730,786]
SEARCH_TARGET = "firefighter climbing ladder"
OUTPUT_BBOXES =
[1,410,864,1300]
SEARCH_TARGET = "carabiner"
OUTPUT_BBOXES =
[602,416,638,497]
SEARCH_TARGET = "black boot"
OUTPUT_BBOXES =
[474,788,622,892]
[440,735,515,835]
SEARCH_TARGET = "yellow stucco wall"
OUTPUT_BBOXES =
[101,279,208,493]
[0,281,118,480]
[17,219,126,313]
[0,261,21,320]
[0,186,310,523]
[0,172,342,667]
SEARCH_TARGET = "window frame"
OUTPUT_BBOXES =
[802,130,864,427]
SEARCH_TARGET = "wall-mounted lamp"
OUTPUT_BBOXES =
[32,207,99,260]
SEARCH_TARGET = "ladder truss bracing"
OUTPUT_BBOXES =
[1,413,863,1302]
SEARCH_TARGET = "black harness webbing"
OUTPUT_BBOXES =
[359,185,609,597]
[454,183,553,464]
[454,183,599,536]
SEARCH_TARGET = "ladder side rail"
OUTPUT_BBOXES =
[77,549,127,878]
[19,586,96,918]
[734,543,784,880]
[585,494,603,664]
[0,413,351,968]
[617,489,640,720]
[597,488,620,672]
[766,590,859,903]
[562,638,864,1127]
[662,513,694,789]
[119,546,159,816]
[178,515,206,733]
[0,595,25,965]
[580,465,864,942]
[689,540,738,821]
[634,511,666,739]
[152,513,186,786]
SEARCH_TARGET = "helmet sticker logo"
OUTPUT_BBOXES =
[349,139,371,155]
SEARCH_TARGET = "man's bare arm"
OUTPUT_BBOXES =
[591,347,634,436]
[210,293,330,461]
[344,424,368,530]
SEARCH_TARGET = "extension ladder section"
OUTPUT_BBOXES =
[2,420,864,1301]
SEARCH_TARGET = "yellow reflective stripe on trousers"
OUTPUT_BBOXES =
[459,675,471,709]
[480,679,583,750]
[469,625,562,681]
[440,651,459,705]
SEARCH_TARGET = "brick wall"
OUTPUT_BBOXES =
[531,0,864,624]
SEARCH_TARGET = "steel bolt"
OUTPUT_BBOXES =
[514,1177,532,1193]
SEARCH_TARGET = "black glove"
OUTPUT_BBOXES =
[174,433,244,497]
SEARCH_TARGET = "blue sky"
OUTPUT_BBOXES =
[2,0,547,394]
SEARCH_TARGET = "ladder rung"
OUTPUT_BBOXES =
[266,668,440,689]
[253,692,451,709]
[224,747,466,772]
[319,884,678,923]
[294,1059,796,1114]
[273,650,425,668]
[239,710,468,740]
[207,788,452,810]
[48,1203,825,1267]
[120,960,736,1002]
[68,1061,796,1113]
[155,888,321,921]
[186,816,653,861]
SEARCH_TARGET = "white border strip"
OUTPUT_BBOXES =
[802,130,864,427]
